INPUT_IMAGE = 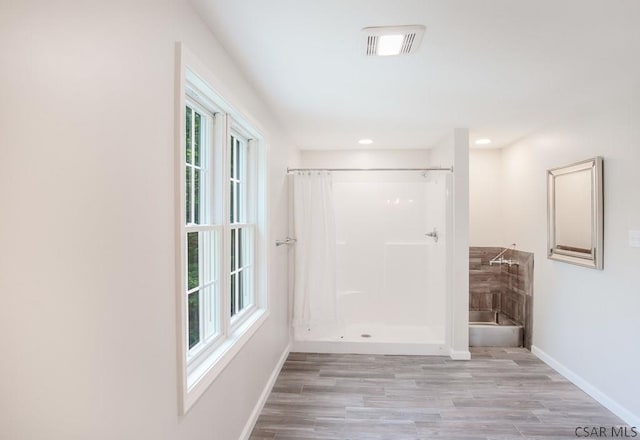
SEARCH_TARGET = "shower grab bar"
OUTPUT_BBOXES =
[275,237,297,247]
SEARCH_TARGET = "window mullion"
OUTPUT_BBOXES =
[194,109,203,346]
[203,232,211,338]
[198,231,204,343]
[202,114,210,338]
[235,226,240,314]
[231,137,236,223]
[190,110,196,225]
[238,138,242,221]
[221,113,231,337]
[248,140,257,223]
[204,116,213,337]
[241,140,246,222]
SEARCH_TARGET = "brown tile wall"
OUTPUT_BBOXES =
[469,247,503,311]
[469,247,534,349]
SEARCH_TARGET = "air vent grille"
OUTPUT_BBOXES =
[362,25,425,56]
[401,33,416,54]
[366,35,378,56]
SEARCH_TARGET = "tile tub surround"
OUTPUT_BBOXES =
[469,247,503,311]
[249,348,625,439]
[502,250,534,349]
[469,247,534,349]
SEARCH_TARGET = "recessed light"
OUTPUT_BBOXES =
[475,138,492,145]
[377,34,404,56]
[358,139,373,145]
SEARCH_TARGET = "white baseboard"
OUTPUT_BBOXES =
[238,342,291,440]
[532,345,639,427]
[449,348,471,360]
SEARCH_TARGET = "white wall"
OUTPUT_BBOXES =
[469,149,504,246]
[300,149,430,169]
[0,2,296,439]
[496,90,640,424]
[430,130,470,359]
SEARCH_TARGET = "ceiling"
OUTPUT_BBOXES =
[191,0,640,149]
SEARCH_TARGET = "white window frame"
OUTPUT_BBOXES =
[175,43,268,415]
[183,97,224,375]
[228,129,258,325]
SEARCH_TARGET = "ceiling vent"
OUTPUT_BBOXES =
[362,25,425,56]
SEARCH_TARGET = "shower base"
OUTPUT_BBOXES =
[292,323,447,356]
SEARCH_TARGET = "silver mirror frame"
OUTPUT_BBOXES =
[547,157,603,270]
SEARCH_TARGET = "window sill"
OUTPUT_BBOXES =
[182,308,269,414]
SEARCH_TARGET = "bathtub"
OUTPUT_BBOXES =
[469,311,523,347]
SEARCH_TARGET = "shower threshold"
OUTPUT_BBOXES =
[292,324,447,356]
[292,339,448,356]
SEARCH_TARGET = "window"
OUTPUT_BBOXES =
[184,100,221,364]
[229,133,255,319]
[177,50,267,414]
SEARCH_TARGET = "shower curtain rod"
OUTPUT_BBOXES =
[286,166,453,173]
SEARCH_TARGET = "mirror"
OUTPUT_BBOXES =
[547,157,603,269]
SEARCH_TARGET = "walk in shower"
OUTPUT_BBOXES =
[287,167,451,355]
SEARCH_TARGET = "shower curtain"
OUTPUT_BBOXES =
[291,171,337,331]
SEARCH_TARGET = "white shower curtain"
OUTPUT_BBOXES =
[291,171,337,331]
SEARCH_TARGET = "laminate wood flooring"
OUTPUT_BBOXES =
[249,348,626,440]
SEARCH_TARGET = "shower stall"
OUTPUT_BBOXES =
[287,166,452,355]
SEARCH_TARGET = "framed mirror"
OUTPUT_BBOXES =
[547,157,603,269]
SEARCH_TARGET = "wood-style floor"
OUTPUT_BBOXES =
[249,348,625,440]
